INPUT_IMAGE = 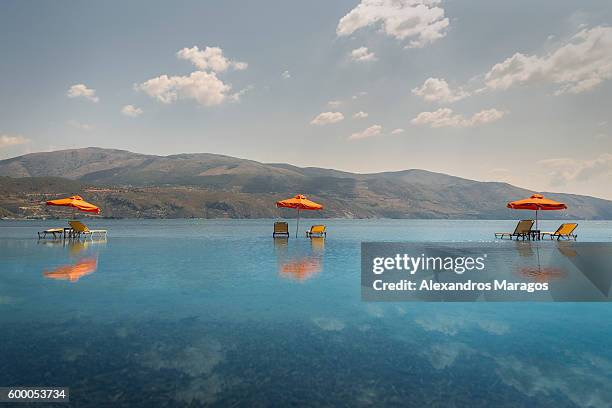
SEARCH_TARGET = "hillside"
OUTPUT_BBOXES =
[1,147,612,219]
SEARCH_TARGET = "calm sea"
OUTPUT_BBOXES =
[1,219,611,407]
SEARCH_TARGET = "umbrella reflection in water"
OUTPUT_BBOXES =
[514,241,566,283]
[518,266,567,283]
[274,237,324,282]
[43,258,98,283]
[280,257,321,282]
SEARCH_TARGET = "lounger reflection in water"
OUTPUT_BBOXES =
[542,223,578,240]
[494,220,534,240]
[67,239,106,256]
[310,237,325,253]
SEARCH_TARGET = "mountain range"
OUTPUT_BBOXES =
[1,147,612,219]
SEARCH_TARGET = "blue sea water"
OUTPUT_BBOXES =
[0,219,611,407]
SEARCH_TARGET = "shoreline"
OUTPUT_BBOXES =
[2,216,605,221]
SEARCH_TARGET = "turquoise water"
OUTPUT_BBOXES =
[1,219,611,407]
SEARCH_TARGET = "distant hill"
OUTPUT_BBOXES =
[1,147,612,219]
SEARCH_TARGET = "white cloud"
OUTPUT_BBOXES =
[364,303,385,318]
[537,154,612,186]
[121,105,143,117]
[138,47,247,107]
[312,317,345,331]
[139,337,226,405]
[411,108,505,128]
[66,84,99,103]
[66,120,94,131]
[422,343,473,370]
[141,338,224,378]
[0,134,29,148]
[350,46,377,62]
[281,70,291,79]
[352,91,368,99]
[415,313,509,336]
[230,85,252,102]
[349,124,383,140]
[494,355,612,408]
[137,71,241,106]
[353,111,369,119]
[412,77,470,103]
[485,26,612,94]
[310,112,344,126]
[176,46,247,72]
[327,100,343,108]
[391,128,405,135]
[337,0,449,48]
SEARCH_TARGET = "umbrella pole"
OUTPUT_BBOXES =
[296,209,300,238]
[536,209,538,231]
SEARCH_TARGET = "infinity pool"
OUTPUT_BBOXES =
[1,219,611,407]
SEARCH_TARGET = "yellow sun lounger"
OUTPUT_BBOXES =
[69,221,107,239]
[273,221,289,238]
[306,225,326,238]
[541,223,578,240]
[37,228,65,239]
[494,220,534,240]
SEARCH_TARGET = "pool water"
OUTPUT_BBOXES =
[1,219,611,407]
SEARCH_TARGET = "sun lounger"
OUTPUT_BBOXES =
[37,228,65,239]
[494,220,534,240]
[273,221,289,238]
[69,221,107,239]
[541,223,578,240]
[306,225,326,238]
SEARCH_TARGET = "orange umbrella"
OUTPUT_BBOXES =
[43,258,97,282]
[276,194,323,237]
[507,194,567,229]
[46,195,101,214]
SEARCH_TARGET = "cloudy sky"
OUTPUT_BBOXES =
[1,0,611,198]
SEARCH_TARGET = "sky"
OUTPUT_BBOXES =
[1,0,612,198]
